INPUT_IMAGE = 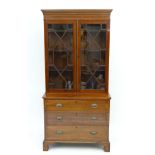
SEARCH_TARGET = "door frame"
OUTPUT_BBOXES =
[44,20,77,93]
[77,20,110,93]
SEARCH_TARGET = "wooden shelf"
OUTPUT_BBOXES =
[81,49,106,52]
[81,64,106,67]
[48,49,72,52]
[48,64,73,67]
[48,29,73,32]
[83,29,106,32]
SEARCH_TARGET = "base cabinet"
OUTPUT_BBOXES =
[43,98,110,152]
[42,9,112,152]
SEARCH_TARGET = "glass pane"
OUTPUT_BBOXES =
[48,24,73,90]
[80,24,106,90]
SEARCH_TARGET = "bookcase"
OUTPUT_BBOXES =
[42,9,112,152]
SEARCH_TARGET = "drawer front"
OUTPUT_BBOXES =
[76,100,109,112]
[46,112,76,125]
[46,126,108,141]
[45,100,109,112]
[46,111,108,126]
[77,112,108,125]
[45,100,76,111]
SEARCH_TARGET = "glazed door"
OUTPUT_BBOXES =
[45,21,77,92]
[78,21,109,92]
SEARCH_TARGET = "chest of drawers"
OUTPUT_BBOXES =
[43,94,110,152]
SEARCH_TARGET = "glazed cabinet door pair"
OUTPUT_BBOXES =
[44,20,109,93]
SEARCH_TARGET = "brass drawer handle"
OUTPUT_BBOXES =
[91,103,97,108]
[91,116,97,120]
[56,103,63,107]
[90,131,97,135]
[56,130,63,135]
[57,116,63,120]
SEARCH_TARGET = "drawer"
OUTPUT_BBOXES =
[76,100,109,112]
[45,100,109,112]
[77,112,108,125]
[46,112,109,126]
[45,100,76,111]
[46,126,108,141]
[46,112,76,125]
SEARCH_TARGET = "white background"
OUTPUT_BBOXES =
[0,0,155,155]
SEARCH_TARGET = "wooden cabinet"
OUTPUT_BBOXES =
[42,9,112,152]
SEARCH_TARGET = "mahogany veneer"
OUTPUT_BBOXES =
[42,9,112,152]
